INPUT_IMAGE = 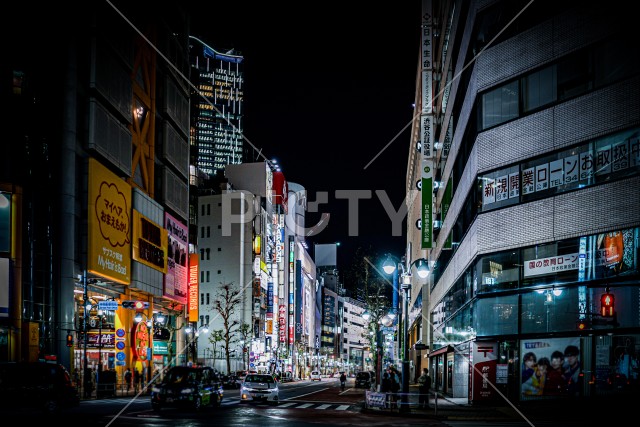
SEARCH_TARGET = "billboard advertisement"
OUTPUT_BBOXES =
[132,210,168,274]
[520,337,581,398]
[164,213,188,304]
[87,158,131,284]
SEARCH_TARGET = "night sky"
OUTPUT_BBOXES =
[190,2,422,272]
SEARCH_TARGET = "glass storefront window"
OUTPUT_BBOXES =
[474,295,519,336]
[475,251,520,294]
[521,287,581,334]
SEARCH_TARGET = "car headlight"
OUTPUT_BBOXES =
[181,388,194,394]
[151,386,161,393]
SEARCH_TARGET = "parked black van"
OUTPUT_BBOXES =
[0,361,80,413]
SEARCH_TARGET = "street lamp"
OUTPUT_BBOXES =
[383,245,429,411]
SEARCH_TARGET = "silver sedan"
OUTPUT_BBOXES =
[240,374,279,405]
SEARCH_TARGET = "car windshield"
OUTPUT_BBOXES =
[356,372,369,379]
[245,374,275,385]
[165,368,199,384]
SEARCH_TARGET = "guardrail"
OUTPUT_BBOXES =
[364,390,438,415]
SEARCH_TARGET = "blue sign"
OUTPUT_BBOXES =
[249,363,255,368]
[116,341,125,350]
[98,300,119,311]
[116,352,126,361]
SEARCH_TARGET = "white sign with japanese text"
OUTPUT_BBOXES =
[524,253,579,277]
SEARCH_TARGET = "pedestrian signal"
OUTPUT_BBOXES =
[600,290,615,317]
[66,333,74,347]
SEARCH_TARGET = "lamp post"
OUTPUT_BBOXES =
[382,245,429,411]
[82,271,89,398]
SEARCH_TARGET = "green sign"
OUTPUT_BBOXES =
[421,161,433,249]
[153,341,169,355]
[443,177,453,249]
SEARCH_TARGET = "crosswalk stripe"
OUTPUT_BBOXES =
[277,402,296,408]
[316,404,332,410]
[335,405,350,411]
[296,403,313,409]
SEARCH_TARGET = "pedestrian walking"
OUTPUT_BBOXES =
[124,368,132,392]
[134,368,141,393]
[417,368,432,409]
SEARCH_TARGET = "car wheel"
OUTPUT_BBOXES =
[271,396,279,406]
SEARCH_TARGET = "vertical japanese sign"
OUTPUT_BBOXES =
[421,0,434,250]
[442,177,453,249]
[472,342,497,401]
[288,237,295,345]
[188,253,199,322]
[164,213,188,304]
[88,158,131,284]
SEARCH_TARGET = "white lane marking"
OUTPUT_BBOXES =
[288,387,331,400]
[296,403,313,409]
[277,402,296,408]
[335,405,350,411]
[316,404,332,410]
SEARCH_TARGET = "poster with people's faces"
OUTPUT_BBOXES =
[520,337,581,399]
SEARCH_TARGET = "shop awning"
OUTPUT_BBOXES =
[428,345,453,358]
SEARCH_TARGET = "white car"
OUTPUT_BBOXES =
[240,374,279,405]
[310,371,321,381]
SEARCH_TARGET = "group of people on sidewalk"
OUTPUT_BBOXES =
[378,366,432,410]
[123,367,143,393]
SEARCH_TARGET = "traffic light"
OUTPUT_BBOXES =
[600,289,615,318]
[576,319,589,330]
[66,333,74,347]
[122,300,149,310]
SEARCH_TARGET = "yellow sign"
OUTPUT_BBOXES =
[88,158,131,284]
[132,210,168,273]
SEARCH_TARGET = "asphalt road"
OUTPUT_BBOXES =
[4,377,448,427]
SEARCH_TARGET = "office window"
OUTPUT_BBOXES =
[205,315,210,325]
[206,248,210,260]
[218,247,221,252]
[201,293,204,305]
[207,204,211,215]
[206,271,210,282]
[200,249,204,259]
[201,271,204,282]
[201,204,205,216]
[201,227,205,238]
[523,64,556,112]
[481,80,519,129]
[206,293,210,305]
[207,226,210,237]
[217,270,221,274]
[557,49,593,100]
[218,224,221,229]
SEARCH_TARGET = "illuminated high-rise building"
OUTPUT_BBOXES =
[189,36,244,178]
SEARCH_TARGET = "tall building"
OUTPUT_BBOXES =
[1,1,191,389]
[189,37,244,178]
[406,0,639,403]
